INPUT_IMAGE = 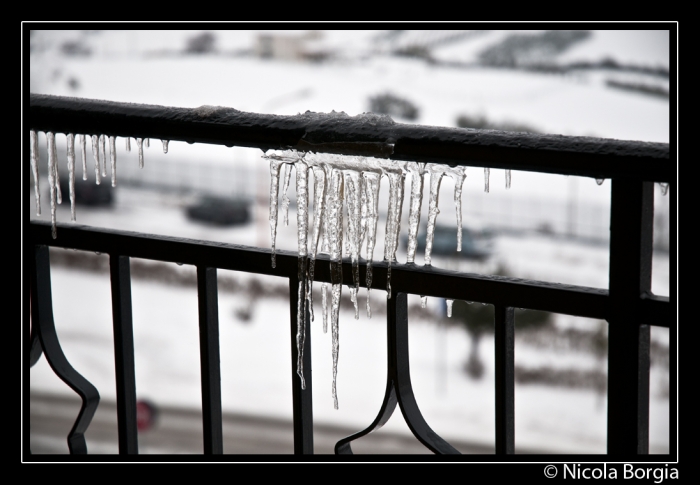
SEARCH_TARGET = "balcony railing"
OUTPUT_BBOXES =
[25,93,673,458]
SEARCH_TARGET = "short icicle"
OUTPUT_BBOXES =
[484,167,490,193]
[67,134,76,221]
[596,178,604,186]
[125,137,131,152]
[267,159,283,268]
[30,130,41,216]
[506,169,511,189]
[100,134,107,177]
[162,139,169,154]
[446,166,467,252]
[446,299,454,317]
[405,162,425,264]
[660,183,669,196]
[281,163,293,227]
[46,132,58,239]
[295,160,309,390]
[92,135,101,184]
[51,133,62,205]
[421,295,428,308]
[424,164,445,266]
[109,136,117,187]
[79,134,87,180]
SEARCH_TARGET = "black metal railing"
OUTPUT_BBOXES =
[25,93,673,458]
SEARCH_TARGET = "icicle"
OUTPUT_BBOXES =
[46,132,58,239]
[344,170,362,318]
[307,166,327,323]
[446,299,454,317]
[596,178,604,185]
[326,168,344,410]
[92,135,101,184]
[52,134,62,205]
[100,134,107,177]
[383,170,405,298]
[30,130,41,216]
[506,169,511,189]
[67,134,76,221]
[421,295,428,308]
[363,172,381,317]
[125,137,131,152]
[267,159,283,268]
[137,138,144,168]
[321,165,333,332]
[109,135,117,187]
[79,134,87,180]
[484,167,490,193]
[295,160,309,389]
[660,183,669,196]
[405,162,425,263]
[162,139,169,154]
[449,166,467,252]
[145,138,150,148]
[424,165,445,266]
[280,163,293,227]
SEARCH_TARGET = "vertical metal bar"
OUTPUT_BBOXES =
[197,266,223,454]
[289,276,314,454]
[494,305,515,454]
[607,179,653,455]
[109,254,138,454]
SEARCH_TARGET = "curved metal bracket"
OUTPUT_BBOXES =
[336,292,460,454]
[30,245,100,454]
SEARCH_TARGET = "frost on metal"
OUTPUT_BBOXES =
[29,130,166,238]
[264,148,483,408]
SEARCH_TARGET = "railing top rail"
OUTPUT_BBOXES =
[29,93,671,183]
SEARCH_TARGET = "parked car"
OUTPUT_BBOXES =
[185,196,250,226]
[403,224,493,261]
[59,175,113,206]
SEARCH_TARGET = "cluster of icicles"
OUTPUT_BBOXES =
[30,130,168,239]
[266,149,506,409]
[266,149,671,409]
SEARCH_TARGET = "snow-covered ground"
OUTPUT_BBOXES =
[25,28,674,455]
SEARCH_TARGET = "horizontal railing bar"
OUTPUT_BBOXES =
[30,221,671,326]
[29,94,671,182]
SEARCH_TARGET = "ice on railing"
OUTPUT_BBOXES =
[29,130,165,238]
[264,148,495,408]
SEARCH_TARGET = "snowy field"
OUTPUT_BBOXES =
[25,28,674,455]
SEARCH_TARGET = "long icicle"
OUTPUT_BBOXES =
[307,165,327,323]
[67,133,76,221]
[137,138,144,169]
[327,168,344,410]
[363,172,381,317]
[295,160,309,390]
[30,130,41,216]
[344,170,362,319]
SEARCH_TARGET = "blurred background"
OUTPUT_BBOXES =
[27,28,673,455]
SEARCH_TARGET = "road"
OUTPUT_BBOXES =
[27,391,501,458]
